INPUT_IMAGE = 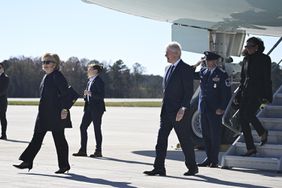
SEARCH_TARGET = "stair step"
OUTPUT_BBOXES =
[272,93,282,105]
[239,130,282,144]
[235,142,282,157]
[258,117,282,131]
[221,155,281,171]
[259,105,282,118]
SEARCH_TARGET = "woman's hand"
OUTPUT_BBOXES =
[215,108,225,115]
[61,109,68,119]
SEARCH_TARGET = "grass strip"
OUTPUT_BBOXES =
[8,101,162,107]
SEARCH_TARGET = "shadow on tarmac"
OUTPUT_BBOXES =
[97,156,153,166]
[22,173,137,188]
[4,139,30,144]
[133,150,281,177]
[164,174,271,188]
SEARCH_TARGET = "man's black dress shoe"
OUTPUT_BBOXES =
[55,166,70,174]
[259,130,268,146]
[241,149,257,157]
[197,159,210,167]
[89,151,102,158]
[13,162,33,171]
[184,167,198,176]
[72,151,87,157]
[0,135,7,140]
[143,169,166,176]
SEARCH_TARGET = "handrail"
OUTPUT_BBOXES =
[222,87,241,136]
[267,37,282,56]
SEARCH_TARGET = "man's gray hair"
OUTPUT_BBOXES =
[166,41,182,57]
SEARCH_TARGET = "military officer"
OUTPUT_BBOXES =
[194,51,231,167]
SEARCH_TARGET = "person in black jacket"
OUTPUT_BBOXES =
[234,37,272,156]
[13,53,72,173]
[0,62,9,140]
[143,42,198,176]
[73,64,105,158]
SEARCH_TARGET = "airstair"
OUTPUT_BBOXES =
[221,85,282,172]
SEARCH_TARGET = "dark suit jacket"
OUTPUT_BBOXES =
[0,73,9,111]
[84,75,106,114]
[35,70,72,132]
[236,52,272,103]
[162,60,194,118]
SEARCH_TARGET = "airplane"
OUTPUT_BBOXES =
[81,0,282,57]
[81,0,282,151]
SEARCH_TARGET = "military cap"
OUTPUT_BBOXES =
[204,51,221,61]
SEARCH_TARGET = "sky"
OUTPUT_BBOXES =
[1,0,281,76]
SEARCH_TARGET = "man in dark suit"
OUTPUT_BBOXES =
[73,64,105,158]
[144,42,198,176]
[0,62,9,140]
[194,51,231,168]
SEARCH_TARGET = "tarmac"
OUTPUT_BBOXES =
[0,105,281,188]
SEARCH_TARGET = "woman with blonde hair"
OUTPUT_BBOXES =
[13,53,72,174]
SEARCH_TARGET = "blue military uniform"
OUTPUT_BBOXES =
[195,51,231,167]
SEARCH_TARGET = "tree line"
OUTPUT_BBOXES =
[1,56,282,98]
[2,56,163,98]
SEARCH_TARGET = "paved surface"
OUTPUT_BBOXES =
[1,106,281,188]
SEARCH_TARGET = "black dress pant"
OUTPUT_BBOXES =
[0,100,8,137]
[19,130,70,169]
[200,112,222,164]
[154,109,197,170]
[79,106,103,153]
[239,97,266,150]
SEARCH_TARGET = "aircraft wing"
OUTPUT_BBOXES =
[82,0,282,36]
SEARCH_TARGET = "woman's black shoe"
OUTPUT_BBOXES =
[259,130,268,146]
[241,149,257,157]
[13,162,33,171]
[55,166,70,174]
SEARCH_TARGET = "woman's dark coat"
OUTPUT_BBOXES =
[35,70,72,132]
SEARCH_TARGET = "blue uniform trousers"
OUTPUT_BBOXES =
[200,111,222,164]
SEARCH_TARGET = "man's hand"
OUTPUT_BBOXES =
[176,107,186,122]
[215,108,224,115]
[61,109,68,120]
[84,90,92,97]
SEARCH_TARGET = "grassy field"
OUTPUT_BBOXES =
[8,101,162,107]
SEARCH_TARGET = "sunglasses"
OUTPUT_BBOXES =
[245,44,256,48]
[42,61,54,64]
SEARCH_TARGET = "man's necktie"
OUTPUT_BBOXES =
[165,65,174,86]
[206,70,211,80]
[86,80,91,101]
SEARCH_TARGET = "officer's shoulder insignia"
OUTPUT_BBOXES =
[225,78,231,87]
[218,67,226,73]
[212,75,220,82]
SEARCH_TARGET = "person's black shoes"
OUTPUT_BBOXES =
[13,162,33,171]
[55,166,70,174]
[209,163,219,168]
[183,167,198,176]
[72,151,87,157]
[197,159,210,167]
[0,135,7,140]
[89,151,102,158]
[259,130,268,146]
[241,148,257,157]
[143,169,166,176]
